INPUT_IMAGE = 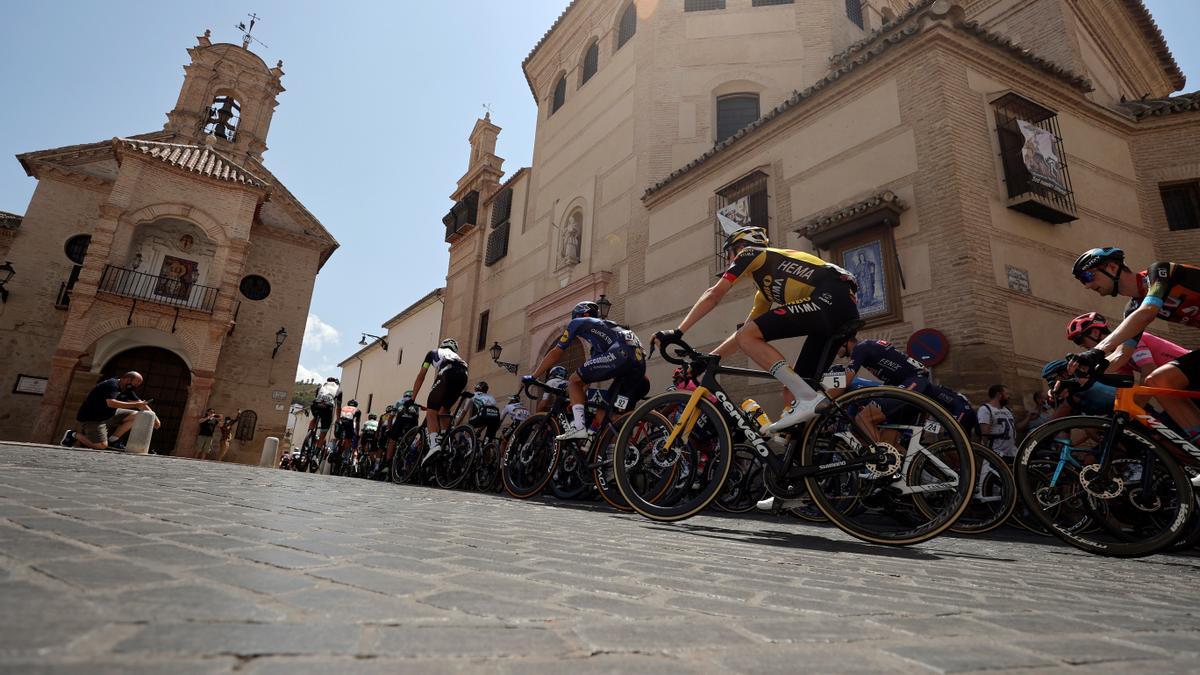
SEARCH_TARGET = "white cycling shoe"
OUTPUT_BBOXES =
[756,495,812,512]
[555,426,591,442]
[761,396,829,435]
[420,444,441,466]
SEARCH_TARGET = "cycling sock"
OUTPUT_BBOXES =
[571,404,586,430]
[768,360,818,403]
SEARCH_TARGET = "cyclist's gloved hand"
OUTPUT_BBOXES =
[1074,348,1107,371]
[521,375,536,384]
[654,329,683,346]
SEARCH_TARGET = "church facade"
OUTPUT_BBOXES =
[439,0,1199,413]
[0,31,337,460]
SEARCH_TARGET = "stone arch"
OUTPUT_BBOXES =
[538,327,587,374]
[612,2,638,54]
[577,36,601,87]
[83,321,200,373]
[548,70,569,116]
[122,203,229,247]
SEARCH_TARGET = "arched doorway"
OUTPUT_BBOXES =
[102,347,191,454]
[538,328,587,373]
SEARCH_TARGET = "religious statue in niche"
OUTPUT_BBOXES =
[561,211,582,265]
[179,234,194,252]
[155,255,199,301]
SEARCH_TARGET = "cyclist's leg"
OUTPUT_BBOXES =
[1146,352,1200,441]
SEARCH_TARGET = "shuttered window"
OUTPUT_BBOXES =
[753,0,793,5]
[235,410,257,441]
[685,0,725,10]
[1162,182,1200,231]
[716,94,760,144]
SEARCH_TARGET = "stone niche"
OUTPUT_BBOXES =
[124,217,218,288]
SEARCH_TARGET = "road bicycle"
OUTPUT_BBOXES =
[389,396,478,488]
[613,329,975,546]
[1015,365,1199,557]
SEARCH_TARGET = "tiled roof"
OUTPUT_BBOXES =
[0,210,21,230]
[1116,90,1200,119]
[644,1,1093,198]
[522,0,584,98]
[795,191,907,238]
[114,138,267,189]
[1119,0,1185,92]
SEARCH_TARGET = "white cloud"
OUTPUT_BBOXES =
[303,313,341,351]
[296,364,325,383]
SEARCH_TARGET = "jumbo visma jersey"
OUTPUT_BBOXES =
[722,246,854,319]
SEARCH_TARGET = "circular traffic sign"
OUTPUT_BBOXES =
[907,328,950,367]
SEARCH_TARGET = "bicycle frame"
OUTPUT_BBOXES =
[1092,384,1200,475]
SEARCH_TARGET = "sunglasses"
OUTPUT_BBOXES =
[1074,269,1096,284]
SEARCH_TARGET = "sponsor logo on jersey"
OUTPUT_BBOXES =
[776,261,815,280]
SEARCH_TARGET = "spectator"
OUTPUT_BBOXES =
[1019,390,1053,440]
[216,410,243,462]
[197,408,221,458]
[977,384,1017,460]
[60,371,159,450]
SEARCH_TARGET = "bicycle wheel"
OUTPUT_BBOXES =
[551,442,593,500]
[713,445,768,513]
[501,413,561,499]
[613,392,733,522]
[390,427,424,485]
[296,431,316,471]
[912,442,1016,535]
[797,386,975,546]
[471,439,498,492]
[435,425,476,489]
[592,411,677,512]
[1015,415,1194,558]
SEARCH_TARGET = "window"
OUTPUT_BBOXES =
[686,0,725,10]
[752,0,793,5]
[443,190,480,241]
[581,41,599,86]
[616,3,637,50]
[235,410,257,442]
[714,171,769,271]
[396,348,404,365]
[1161,182,1200,231]
[845,0,864,28]
[476,310,490,352]
[57,234,91,308]
[486,188,513,266]
[239,274,271,301]
[716,94,760,144]
[551,75,567,115]
[992,92,1077,223]
[202,95,240,141]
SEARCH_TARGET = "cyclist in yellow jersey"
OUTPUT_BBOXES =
[654,226,860,433]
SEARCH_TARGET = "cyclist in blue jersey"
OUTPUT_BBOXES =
[837,337,930,391]
[526,301,648,441]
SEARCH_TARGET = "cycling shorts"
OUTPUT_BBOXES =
[471,408,501,439]
[752,280,860,379]
[427,366,468,411]
[311,401,334,431]
[388,414,419,440]
[578,346,645,386]
[333,417,356,441]
[1169,349,1200,389]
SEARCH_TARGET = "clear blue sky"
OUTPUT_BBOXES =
[1,1,1196,382]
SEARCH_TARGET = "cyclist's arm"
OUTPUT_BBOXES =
[678,277,733,334]
[1096,303,1158,354]
[530,343,566,380]
[1107,341,1134,373]
[411,363,429,396]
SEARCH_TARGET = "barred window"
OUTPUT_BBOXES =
[716,94,760,144]
[845,0,864,28]
[617,3,637,50]
[1161,182,1200,231]
[753,0,793,5]
[686,0,725,10]
[581,41,599,85]
[992,92,1077,224]
[551,76,567,115]
[476,311,490,352]
[714,171,770,271]
[235,410,257,442]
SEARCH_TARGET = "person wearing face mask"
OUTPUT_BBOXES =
[977,384,1017,460]
[60,371,157,450]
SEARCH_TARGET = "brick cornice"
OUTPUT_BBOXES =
[26,162,113,194]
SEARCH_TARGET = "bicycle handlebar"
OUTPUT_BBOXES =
[522,377,568,401]
[654,333,704,367]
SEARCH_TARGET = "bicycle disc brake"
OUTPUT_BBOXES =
[1079,463,1124,499]
[863,444,902,479]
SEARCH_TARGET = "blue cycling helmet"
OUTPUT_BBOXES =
[1042,359,1069,383]
[571,301,599,319]
[1072,247,1125,296]
[549,365,568,380]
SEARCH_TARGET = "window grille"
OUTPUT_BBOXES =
[476,311,490,352]
[486,188,513,266]
[235,410,257,441]
[581,42,599,85]
[686,0,725,10]
[617,4,637,49]
[845,0,864,28]
[992,92,1077,223]
[1161,182,1200,231]
[716,94,760,144]
[551,76,567,115]
[714,171,770,272]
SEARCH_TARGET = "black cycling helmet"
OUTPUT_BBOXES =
[326,376,340,384]
[475,381,489,393]
[572,301,599,319]
[348,399,359,407]
[508,394,520,403]
[368,413,377,420]
[1072,247,1125,296]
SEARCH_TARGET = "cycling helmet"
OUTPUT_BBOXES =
[572,301,599,319]
[722,226,769,253]
[1072,247,1125,296]
[440,338,459,352]
[1066,312,1109,344]
[348,399,359,407]
[475,381,489,393]
[326,376,340,384]
[508,394,520,403]
[548,365,568,380]
[403,390,413,399]
[1041,359,1069,383]
[368,413,377,420]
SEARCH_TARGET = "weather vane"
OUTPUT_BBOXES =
[482,103,494,118]
[237,12,269,50]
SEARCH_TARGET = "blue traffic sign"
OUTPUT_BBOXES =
[907,328,949,367]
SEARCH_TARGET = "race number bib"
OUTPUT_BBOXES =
[822,370,847,390]
[615,395,630,411]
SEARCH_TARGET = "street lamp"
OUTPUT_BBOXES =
[597,293,611,319]
[0,261,14,303]
[490,341,519,374]
[271,326,287,359]
[359,332,389,351]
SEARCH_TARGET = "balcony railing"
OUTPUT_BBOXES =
[98,265,219,313]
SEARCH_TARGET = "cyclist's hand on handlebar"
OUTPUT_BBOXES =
[1068,348,1108,377]
[653,329,682,348]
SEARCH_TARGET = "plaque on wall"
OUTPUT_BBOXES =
[13,375,48,395]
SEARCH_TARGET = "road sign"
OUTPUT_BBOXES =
[907,328,949,367]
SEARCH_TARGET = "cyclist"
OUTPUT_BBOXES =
[468,381,501,441]
[310,377,340,452]
[1070,247,1200,442]
[360,413,380,475]
[412,339,469,464]
[1066,312,1187,379]
[654,226,859,434]
[499,394,530,437]
[333,398,361,466]
[539,365,570,413]
[384,391,421,472]
[526,301,648,441]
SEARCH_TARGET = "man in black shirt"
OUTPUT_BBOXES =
[197,409,221,457]
[60,371,156,450]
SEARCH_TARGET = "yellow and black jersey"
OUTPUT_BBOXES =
[721,246,854,320]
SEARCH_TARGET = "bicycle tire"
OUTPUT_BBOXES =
[613,392,733,522]
[390,427,424,485]
[592,411,677,512]
[713,444,768,513]
[1015,415,1194,558]
[798,386,975,546]
[911,442,1016,535]
[435,425,477,489]
[501,413,561,499]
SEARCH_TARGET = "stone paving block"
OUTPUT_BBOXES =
[366,625,570,658]
[418,590,566,621]
[740,617,898,644]
[114,543,225,568]
[278,587,464,623]
[113,623,362,656]
[498,654,711,675]
[574,620,756,652]
[160,532,259,551]
[102,584,286,622]
[34,558,174,589]
[193,563,319,595]
[444,572,560,602]
[276,538,361,558]
[873,615,1016,638]
[0,659,238,674]
[236,546,328,570]
[558,592,682,621]
[0,532,90,560]
[717,645,923,674]
[103,519,187,535]
[1014,637,1166,665]
[883,642,1056,672]
[1121,631,1200,654]
[353,554,449,576]
[305,565,425,596]
[527,570,652,598]
[244,657,487,675]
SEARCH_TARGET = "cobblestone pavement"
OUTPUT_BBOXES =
[1,444,1199,674]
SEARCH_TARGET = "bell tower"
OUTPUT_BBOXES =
[163,29,285,162]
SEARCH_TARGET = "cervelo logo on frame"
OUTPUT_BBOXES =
[713,390,770,457]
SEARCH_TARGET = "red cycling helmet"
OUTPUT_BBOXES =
[1066,312,1109,344]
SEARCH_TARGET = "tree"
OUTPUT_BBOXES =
[291,379,317,407]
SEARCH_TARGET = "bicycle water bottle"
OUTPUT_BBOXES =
[740,399,771,429]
